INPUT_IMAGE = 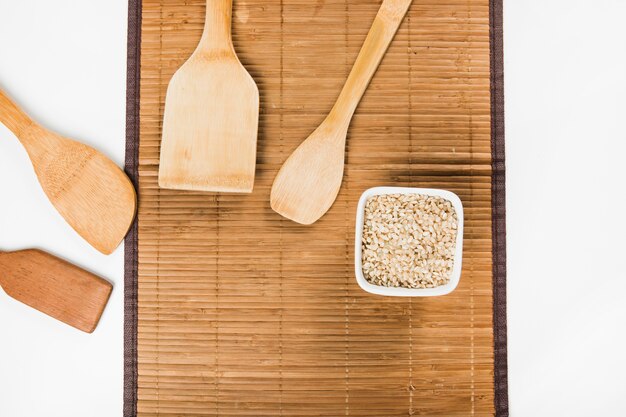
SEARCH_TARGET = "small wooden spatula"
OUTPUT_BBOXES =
[0,89,137,254]
[159,0,259,193]
[271,0,413,224]
[0,249,112,333]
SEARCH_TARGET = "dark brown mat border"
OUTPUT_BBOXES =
[123,0,141,416]
[123,0,508,415]
[489,0,509,415]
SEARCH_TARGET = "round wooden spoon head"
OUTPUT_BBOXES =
[270,124,346,225]
[22,125,137,255]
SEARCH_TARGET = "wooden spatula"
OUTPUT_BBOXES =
[271,0,413,224]
[0,89,137,254]
[158,0,259,193]
[0,249,112,333]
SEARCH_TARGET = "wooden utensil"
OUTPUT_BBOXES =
[271,0,413,224]
[0,249,112,333]
[0,89,137,255]
[158,0,259,193]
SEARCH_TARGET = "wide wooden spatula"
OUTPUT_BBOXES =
[0,249,112,333]
[159,0,259,193]
[271,0,413,224]
[0,89,137,254]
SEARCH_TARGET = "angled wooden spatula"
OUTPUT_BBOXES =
[159,0,259,193]
[0,89,137,254]
[271,0,413,224]
[0,249,112,333]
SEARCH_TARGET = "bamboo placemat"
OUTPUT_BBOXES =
[124,0,508,415]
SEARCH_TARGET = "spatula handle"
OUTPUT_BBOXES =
[197,0,234,51]
[328,0,413,128]
[0,89,34,137]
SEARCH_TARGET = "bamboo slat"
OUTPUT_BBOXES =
[137,0,493,415]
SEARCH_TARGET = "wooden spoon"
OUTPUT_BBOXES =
[0,249,112,333]
[271,0,413,224]
[159,0,259,193]
[0,89,137,254]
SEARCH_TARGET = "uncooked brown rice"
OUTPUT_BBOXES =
[361,193,458,289]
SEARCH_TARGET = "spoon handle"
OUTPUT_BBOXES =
[0,89,34,137]
[328,0,413,129]
[197,0,233,51]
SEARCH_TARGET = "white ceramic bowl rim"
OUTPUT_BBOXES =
[354,186,464,297]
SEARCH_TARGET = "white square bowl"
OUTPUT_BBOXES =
[354,186,464,297]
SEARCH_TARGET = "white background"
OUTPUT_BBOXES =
[0,1,126,416]
[0,1,625,416]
